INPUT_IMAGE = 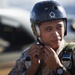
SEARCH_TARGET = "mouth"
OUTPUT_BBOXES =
[51,39,60,43]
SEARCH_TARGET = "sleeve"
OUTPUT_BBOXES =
[72,47,75,75]
[8,48,29,75]
[73,48,75,67]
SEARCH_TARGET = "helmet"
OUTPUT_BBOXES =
[30,0,67,37]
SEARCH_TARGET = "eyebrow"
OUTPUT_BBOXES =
[44,25,52,29]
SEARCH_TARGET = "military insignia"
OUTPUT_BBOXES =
[49,12,55,18]
[61,54,72,69]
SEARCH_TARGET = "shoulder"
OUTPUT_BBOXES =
[63,42,75,54]
[18,46,31,60]
[64,42,75,66]
[66,42,75,50]
[68,42,75,46]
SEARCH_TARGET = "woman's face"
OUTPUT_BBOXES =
[39,19,65,50]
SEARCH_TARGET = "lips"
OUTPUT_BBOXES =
[51,39,60,42]
[51,37,61,42]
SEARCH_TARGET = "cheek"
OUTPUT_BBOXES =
[40,32,51,44]
[62,28,65,37]
[59,29,65,38]
[40,33,46,40]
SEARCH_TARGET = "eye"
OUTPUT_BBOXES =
[45,26,52,31]
[57,24,63,30]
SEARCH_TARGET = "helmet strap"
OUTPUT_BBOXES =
[37,37,44,46]
[35,25,40,37]
[35,25,44,46]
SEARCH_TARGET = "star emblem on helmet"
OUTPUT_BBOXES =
[49,12,55,18]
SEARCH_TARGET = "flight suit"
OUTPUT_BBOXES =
[8,41,75,75]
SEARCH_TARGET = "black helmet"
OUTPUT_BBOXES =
[30,0,67,36]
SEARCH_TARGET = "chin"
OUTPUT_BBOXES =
[52,45,59,50]
[51,42,60,50]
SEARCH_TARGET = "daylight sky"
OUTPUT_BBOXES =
[0,0,75,15]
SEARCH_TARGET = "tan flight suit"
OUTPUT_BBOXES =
[8,41,75,75]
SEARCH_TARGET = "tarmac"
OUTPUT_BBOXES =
[0,51,21,75]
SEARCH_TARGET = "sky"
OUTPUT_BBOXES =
[0,0,75,16]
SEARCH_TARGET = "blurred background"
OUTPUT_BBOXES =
[0,0,75,75]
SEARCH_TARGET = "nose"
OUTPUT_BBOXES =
[52,30,59,37]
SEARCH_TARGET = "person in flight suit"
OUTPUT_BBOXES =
[8,0,75,75]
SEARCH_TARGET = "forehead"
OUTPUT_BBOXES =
[38,19,64,27]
